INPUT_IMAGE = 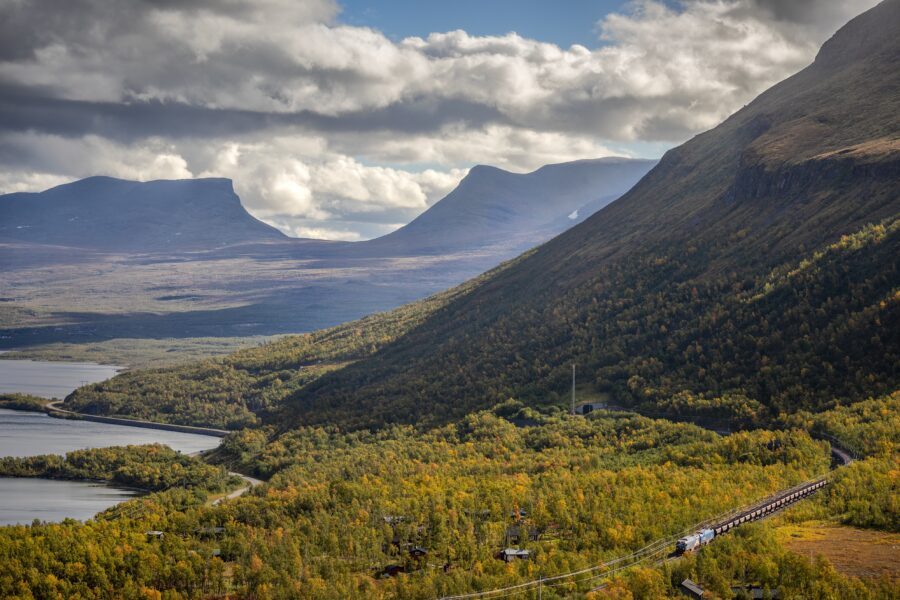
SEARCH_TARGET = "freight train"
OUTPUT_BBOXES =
[674,478,829,555]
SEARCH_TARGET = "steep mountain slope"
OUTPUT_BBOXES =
[63,2,899,428]
[361,157,656,255]
[65,267,496,427]
[273,0,899,429]
[0,176,287,251]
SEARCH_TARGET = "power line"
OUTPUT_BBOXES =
[437,470,839,600]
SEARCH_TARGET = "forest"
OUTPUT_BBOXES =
[278,216,899,430]
[0,393,47,413]
[0,445,241,493]
[1,396,896,599]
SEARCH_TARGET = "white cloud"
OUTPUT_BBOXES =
[0,131,467,239]
[190,136,468,229]
[2,0,876,132]
[339,124,620,172]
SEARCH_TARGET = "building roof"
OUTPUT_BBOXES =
[680,579,705,597]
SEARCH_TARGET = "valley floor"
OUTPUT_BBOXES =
[0,242,509,357]
[0,336,282,369]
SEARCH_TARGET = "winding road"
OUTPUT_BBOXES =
[213,472,264,505]
[45,400,229,437]
[45,400,264,504]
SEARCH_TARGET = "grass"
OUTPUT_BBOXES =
[777,522,900,580]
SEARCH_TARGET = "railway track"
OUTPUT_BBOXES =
[438,439,854,599]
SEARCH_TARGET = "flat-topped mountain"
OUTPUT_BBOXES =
[0,176,287,252]
[363,157,656,255]
[1,158,655,257]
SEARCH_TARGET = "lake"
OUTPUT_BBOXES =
[0,408,220,457]
[0,358,121,398]
[0,359,222,525]
[0,478,141,526]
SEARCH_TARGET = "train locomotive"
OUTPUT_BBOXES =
[675,528,714,554]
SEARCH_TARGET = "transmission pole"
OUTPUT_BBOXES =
[571,363,576,415]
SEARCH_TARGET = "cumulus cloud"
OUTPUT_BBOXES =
[0,130,465,238]
[338,124,620,172]
[0,0,880,239]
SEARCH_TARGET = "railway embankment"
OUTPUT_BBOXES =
[45,400,229,437]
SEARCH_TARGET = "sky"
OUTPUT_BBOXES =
[338,1,632,48]
[0,0,880,241]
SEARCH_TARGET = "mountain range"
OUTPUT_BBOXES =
[277,0,899,429]
[0,157,654,350]
[0,158,655,257]
[365,157,656,255]
[286,0,900,429]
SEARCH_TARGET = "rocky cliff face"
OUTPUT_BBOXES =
[726,140,900,205]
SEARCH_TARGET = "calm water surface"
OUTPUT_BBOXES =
[0,359,222,525]
[0,358,120,398]
[0,479,141,526]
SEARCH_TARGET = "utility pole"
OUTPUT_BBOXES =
[571,363,576,415]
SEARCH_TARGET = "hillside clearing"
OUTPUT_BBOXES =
[778,523,900,580]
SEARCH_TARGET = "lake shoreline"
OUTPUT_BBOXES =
[0,477,143,526]
[0,360,225,525]
[0,408,221,458]
[46,400,229,438]
[0,472,149,495]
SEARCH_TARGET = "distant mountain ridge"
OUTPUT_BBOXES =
[0,158,656,256]
[0,176,287,251]
[363,157,656,255]
[0,157,655,347]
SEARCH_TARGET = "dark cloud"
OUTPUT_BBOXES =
[0,81,509,142]
[0,0,337,59]
[727,0,877,35]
